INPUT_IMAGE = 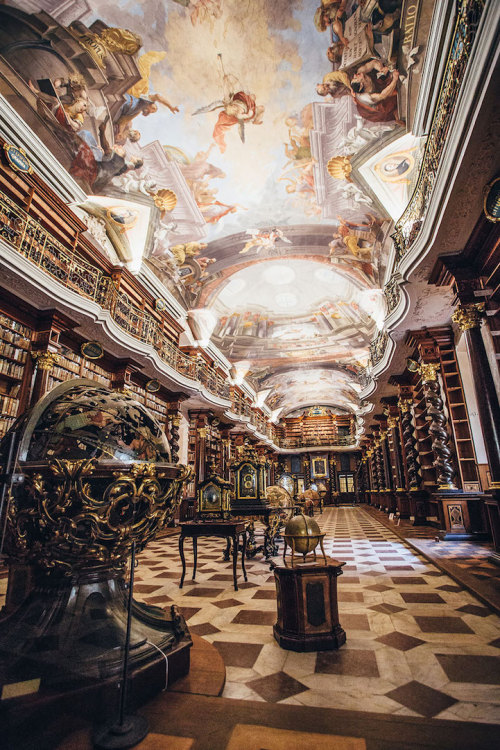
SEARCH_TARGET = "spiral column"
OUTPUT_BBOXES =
[420,363,457,490]
[399,398,420,490]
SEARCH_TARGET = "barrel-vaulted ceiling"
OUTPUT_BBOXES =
[0,0,430,418]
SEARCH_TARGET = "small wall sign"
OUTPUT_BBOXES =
[4,144,33,174]
[484,177,500,222]
[145,378,160,393]
[81,340,104,360]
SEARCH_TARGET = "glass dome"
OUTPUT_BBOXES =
[15,379,171,464]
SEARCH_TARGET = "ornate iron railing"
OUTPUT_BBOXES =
[392,0,485,263]
[0,190,231,400]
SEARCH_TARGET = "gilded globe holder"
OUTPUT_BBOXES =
[0,380,192,736]
[282,513,327,567]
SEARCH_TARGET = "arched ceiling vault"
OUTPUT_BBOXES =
[0,0,434,419]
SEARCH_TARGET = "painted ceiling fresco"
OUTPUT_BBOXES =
[0,0,429,419]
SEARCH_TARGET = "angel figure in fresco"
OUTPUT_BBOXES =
[169,242,208,266]
[189,0,223,28]
[314,2,349,44]
[192,54,264,153]
[113,50,179,142]
[239,228,292,256]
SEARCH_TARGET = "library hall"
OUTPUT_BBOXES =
[0,1,499,749]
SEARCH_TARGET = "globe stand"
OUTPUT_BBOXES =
[93,541,149,750]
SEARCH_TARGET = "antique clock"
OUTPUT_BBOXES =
[229,440,269,514]
[197,468,232,520]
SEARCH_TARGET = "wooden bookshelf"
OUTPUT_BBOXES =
[47,345,111,392]
[0,313,32,438]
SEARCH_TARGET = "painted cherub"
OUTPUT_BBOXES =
[239,228,291,256]
[169,242,208,266]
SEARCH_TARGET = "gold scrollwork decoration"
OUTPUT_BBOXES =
[452,303,485,331]
[6,460,191,575]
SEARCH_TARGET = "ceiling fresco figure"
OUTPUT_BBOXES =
[0,0,425,418]
[192,54,265,154]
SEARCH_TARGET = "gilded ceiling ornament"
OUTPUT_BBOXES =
[31,351,60,371]
[326,155,352,181]
[452,303,485,331]
[99,27,142,55]
[72,27,142,68]
[153,188,178,215]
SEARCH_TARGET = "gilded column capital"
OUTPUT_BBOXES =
[170,416,181,427]
[398,398,412,413]
[419,362,440,383]
[31,351,60,371]
[197,427,208,438]
[387,416,399,429]
[452,303,485,331]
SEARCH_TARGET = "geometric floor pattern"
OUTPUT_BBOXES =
[135,507,500,724]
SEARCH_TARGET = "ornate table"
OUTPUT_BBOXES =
[178,520,248,591]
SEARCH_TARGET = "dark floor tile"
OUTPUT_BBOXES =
[488,638,500,648]
[143,594,172,604]
[177,606,201,621]
[182,587,225,597]
[437,584,463,592]
[400,593,445,604]
[384,565,415,571]
[134,584,162,593]
[208,574,235,581]
[252,590,277,600]
[361,571,385,577]
[338,591,364,602]
[369,603,406,615]
[376,631,425,651]
[247,671,307,703]
[316,649,379,678]
[340,614,371,631]
[391,577,427,585]
[188,622,221,636]
[435,653,500,684]
[456,604,492,617]
[213,640,264,668]
[338,576,360,584]
[232,609,276,626]
[237,581,258,589]
[364,584,393,592]
[212,598,242,609]
[385,680,457,717]
[413,616,474,634]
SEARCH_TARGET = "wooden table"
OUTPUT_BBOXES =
[179,520,248,591]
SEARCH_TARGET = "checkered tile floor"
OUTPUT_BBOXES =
[1,507,499,724]
[133,507,500,723]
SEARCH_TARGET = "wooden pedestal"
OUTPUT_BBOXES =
[273,560,346,652]
[435,492,488,540]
